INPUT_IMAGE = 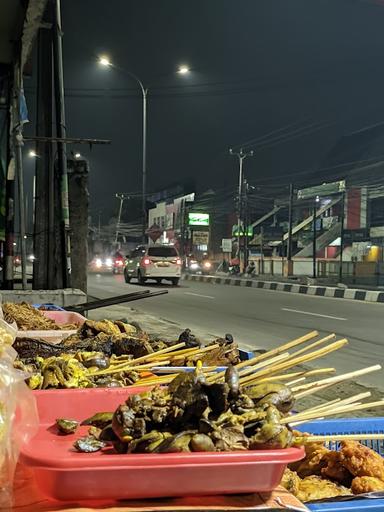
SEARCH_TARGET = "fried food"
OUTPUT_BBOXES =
[351,475,384,494]
[281,468,301,495]
[290,442,330,477]
[296,475,351,502]
[321,450,353,485]
[340,440,384,480]
[3,302,77,330]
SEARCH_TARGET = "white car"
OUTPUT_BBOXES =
[124,245,182,285]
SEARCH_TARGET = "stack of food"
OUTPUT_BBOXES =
[283,439,384,501]
[55,364,300,454]
[2,302,77,331]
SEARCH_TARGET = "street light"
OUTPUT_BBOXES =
[28,150,37,158]
[98,56,190,242]
[98,56,112,67]
[178,65,190,74]
[74,152,81,159]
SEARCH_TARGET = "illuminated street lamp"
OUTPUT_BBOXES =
[98,56,190,242]
[29,150,37,158]
[74,152,81,159]
[98,56,112,67]
[178,65,190,74]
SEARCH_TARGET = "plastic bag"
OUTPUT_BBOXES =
[0,319,38,508]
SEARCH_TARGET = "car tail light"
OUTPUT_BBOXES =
[142,257,151,266]
[176,258,182,265]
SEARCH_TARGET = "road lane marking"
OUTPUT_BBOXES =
[184,292,215,299]
[281,307,347,321]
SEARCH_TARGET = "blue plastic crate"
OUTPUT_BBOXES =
[32,303,65,311]
[239,348,254,361]
[296,417,384,512]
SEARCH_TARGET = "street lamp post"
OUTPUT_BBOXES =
[229,148,254,271]
[98,57,189,243]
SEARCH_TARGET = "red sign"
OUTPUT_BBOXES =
[146,223,162,242]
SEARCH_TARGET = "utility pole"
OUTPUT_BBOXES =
[142,88,148,243]
[229,148,254,272]
[243,180,249,270]
[115,194,125,245]
[338,191,346,283]
[52,0,71,288]
[34,1,55,289]
[312,197,319,279]
[286,183,294,276]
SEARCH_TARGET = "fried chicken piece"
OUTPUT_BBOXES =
[351,476,384,494]
[296,475,351,502]
[340,441,384,480]
[281,468,301,495]
[321,450,353,486]
[290,442,330,477]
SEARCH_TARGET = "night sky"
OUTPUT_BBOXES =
[31,0,384,220]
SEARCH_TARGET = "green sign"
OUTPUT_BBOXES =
[188,213,210,226]
[232,225,253,237]
[297,180,345,200]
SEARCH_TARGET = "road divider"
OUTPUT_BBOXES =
[183,274,384,303]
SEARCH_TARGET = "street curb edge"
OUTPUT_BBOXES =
[182,274,384,303]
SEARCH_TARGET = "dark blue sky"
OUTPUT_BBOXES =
[31,0,384,219]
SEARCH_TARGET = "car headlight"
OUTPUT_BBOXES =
[95,258,102,268]
[203,261,212,268]
[105,258,113,267]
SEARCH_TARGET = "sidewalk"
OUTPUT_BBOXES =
[183,273,384,303]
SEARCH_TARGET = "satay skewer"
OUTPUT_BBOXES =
[282,399,384,425]
[293,365,382,398]
[300,433,384,443]
[208,331,319,383]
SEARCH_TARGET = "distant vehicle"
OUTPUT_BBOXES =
[124,245,182,285]
[186,257,213,275]
[88,256,114,273]
[112,255,125,274]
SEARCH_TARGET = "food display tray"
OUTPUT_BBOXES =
[20,387,304,501]
[16,311,86,343]
[298,418,384,512]
[32,303,65,311]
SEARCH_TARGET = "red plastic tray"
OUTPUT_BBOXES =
[20,388,304,501]
[42,310,86,326]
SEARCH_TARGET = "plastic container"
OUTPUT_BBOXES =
[20,387,304,501]
[297,418,384,512]
[32,304,65,311]
[41,310,86,327]
[16,311,85,344]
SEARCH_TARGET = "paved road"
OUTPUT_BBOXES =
[88,273,384,390]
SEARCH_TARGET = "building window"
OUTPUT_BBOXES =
[370,197,384,227]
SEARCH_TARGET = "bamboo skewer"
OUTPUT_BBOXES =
[300,434,384,443]
[290,392,372,426]
[293,365,382,399]
[256,368,336,385]
[239,339,348,386]
[288,334,336,359]
[281,400,384,425]
[90,342,221,377]
[237,352,292,383]
[208,331,319,384]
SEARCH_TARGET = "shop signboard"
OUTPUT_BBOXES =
[297,180,345,200]
[188,213,209,226]
[192,231,209,245]
[221,238,232,253]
